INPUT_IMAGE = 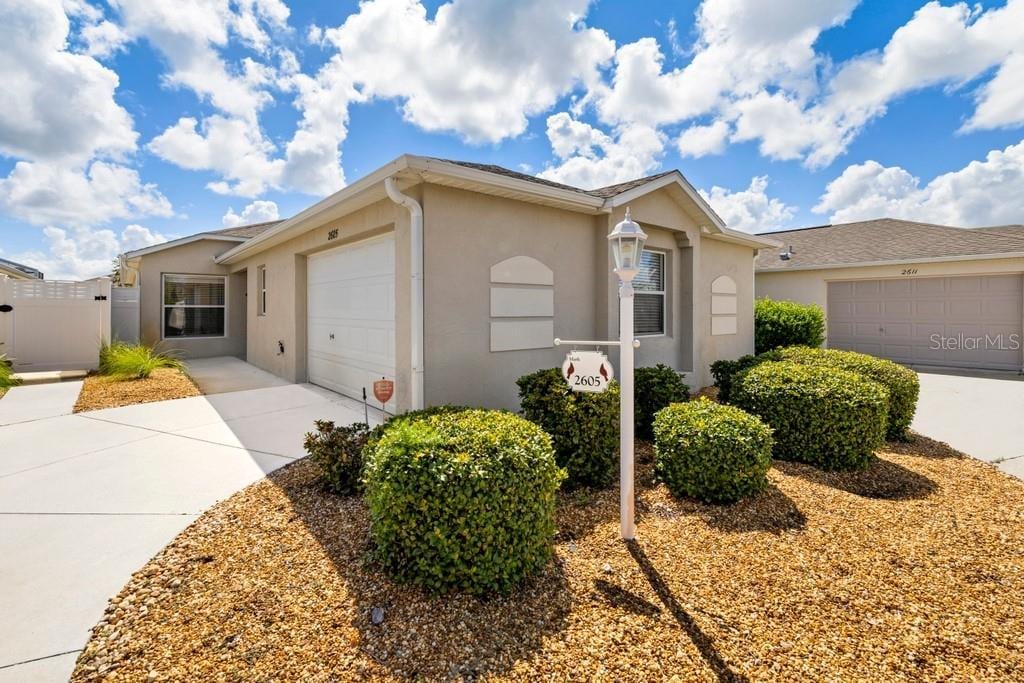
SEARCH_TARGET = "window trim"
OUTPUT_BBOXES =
[634,250,667,337]
[161,273,228,340]
[257,265,267,316]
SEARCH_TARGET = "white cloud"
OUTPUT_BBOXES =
[539,114,664,188]
[735,0,1024,167]
[148,116,285,197]
[0,0,137,163]
[814,139,1024,226]
[676,120,730,158]
[12,224,168,281]
[222,200,279,227]
[323,0,615,143]
[700,176,796,232]
[0,160,172,228]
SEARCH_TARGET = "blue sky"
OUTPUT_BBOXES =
[2,0,1023,278]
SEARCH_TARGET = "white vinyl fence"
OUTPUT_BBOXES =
[111,286,140,344]
[0,276,111,372]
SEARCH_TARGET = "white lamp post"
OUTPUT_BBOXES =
[608,207,647,541]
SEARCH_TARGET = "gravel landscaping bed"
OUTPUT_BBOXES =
[73,435,1024,681]
[73,368,201,412]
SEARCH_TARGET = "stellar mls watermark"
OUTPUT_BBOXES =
[930,333,1021,351]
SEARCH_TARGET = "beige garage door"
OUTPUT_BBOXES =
[827,275,1023,371]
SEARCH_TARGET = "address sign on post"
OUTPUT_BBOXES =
[561,350,614,393]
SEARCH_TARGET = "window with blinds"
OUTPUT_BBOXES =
[634,251,665,335]
[162,274,227,338]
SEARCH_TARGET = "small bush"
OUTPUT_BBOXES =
[764,346,919,441]
[0,355,19,389]
[709,354,761,404]
[363,409,565,595]
[635,364,689,440]
[754,298,825,353]
[653,398,773,504]
[99,341,183,379]
[303,420,369,495]
[517,368,619,488]
[732,361,889,470]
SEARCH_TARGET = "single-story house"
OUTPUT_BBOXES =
[0,257,43,280]
[120,155,779,412]
[756,218,1024,372]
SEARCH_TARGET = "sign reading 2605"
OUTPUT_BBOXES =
[561,350,614,393]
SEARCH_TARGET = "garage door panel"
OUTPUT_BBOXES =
[828,275,1022,371]
[307,235,397,412]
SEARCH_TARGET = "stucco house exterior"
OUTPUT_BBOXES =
[0,257,44,280]
[121,155,779,412]
[756,218,1024,372]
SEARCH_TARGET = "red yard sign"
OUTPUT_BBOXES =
[373,378,394,404]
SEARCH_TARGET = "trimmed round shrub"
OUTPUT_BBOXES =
[517,368,619,488]
[732,361,889,470]
[363,409,565,595]
[364,404,470,456]
[653,398,773,504]
[635,364,690,441]
[303,420,369,495]
[763,346,919,441]
[755,298,825,354]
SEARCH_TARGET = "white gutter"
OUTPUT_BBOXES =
[756,250,1024,273]
[384,176,425,411]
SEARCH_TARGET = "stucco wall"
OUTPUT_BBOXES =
[695,238,757,386]
[137,239,246,358]
[229,196,413,410]
[757,257,1024,310]
[422,184,604,410]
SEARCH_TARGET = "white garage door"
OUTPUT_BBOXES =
[307,234,396,412]
[828,275,1023,371]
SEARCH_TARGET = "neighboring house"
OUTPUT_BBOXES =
[756,218,1024,372]
[120,155,778,412]
[0,257,43,280]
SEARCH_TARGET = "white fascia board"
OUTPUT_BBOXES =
[756,251,1024,273]
[709,227,783,250]
[123,234,246,259]
[603,171,728,231]
[216,157,411,264]
[410,156,604,211]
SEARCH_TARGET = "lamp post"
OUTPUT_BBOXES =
[608,207,648,541]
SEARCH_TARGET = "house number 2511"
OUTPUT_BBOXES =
[901,268,918,275]
[327,228,339,241]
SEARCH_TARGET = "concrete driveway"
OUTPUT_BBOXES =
[0,374,376,681]
[912,370,1024,479]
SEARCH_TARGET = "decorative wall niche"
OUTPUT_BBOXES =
[489,256,554,352]
[711,275,738,336]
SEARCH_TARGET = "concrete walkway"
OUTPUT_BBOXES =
[0,378,377,682]
[185,356,290,395]
[912,370,1024,479]
[0,381,83,426]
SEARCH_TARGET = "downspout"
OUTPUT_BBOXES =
[384,176,424,410]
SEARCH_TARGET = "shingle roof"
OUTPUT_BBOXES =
[756,218,1024,271]
[430,158,677,199]
[206,220,284,239]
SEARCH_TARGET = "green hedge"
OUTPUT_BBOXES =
[732,361,889,470]
[0,355,19,389]
[635,364,690,441]
[709,354,760,404]
[303,420,369,495]
[754,298,825,354]
[517,368,619,488]
[763,346,919,441]
[653,398,773,504]
[363,409,565,595]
